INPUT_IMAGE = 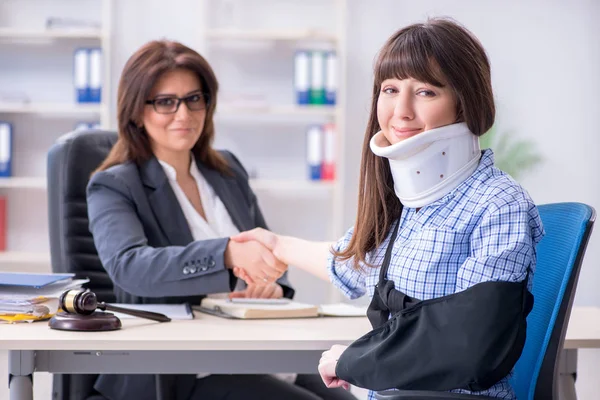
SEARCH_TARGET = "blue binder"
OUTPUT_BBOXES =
[0,272,75,288]
[325,51,337,105]
[306,125,323,180]
[73,48,90,103]
[0,122,12,177]
[294,50,311,105]
[88,48,102,103]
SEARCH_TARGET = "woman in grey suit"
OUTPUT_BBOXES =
[86,40,357,400]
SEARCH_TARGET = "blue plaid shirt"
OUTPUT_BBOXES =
[327,149,544,400]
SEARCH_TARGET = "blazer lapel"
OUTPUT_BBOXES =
[139,157,194,246]
[196,156,254,232]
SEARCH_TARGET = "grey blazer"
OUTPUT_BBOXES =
[87,150,293,400]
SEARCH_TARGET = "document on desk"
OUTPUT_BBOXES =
[0,277,89,323]
[195,299,367,319]
[197,298,319,319]
[108,303,194,320]
[318,303,367,317]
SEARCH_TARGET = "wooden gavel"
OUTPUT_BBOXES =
[59,289,171,323]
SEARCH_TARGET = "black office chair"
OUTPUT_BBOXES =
[47,129,174,400]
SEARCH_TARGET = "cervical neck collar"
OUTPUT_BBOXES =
[370,122,481,208]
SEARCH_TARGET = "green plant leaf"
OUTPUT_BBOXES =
[478,125,542,180]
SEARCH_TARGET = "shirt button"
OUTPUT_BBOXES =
[189,267,197,274]
[200,266,208,272]
[183,267,191,275]
[208,259,216,268]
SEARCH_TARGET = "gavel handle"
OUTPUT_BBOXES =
[99,303,172,323]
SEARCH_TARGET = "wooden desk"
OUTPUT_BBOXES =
[564,307,600,349]
[0,313,372,400]
[2,307,599,400]
[560,307,600,400]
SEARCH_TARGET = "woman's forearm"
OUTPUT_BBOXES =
[276,236,335,281]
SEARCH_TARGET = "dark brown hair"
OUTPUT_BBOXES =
[334,18,495,269]
[95,40,229,174]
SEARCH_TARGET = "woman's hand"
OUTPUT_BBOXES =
[229,282,284,299]
[230,228,287,263]
[224,239,287,284]
[232,228,333,282]
[318,344,350,390]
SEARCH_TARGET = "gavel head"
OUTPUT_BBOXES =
[59,289,98,315]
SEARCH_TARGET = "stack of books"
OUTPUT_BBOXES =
[0,272,88,323]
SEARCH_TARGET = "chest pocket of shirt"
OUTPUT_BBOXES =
[396,227,470,299]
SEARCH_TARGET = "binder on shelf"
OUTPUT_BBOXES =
[324,51,337,106]
[294,50,311,105]
[0,122,12,177]
[309,51,325,105]
[74,122,101,131]
[322,123,336,181]
[0,196,6,252]
[74,122,89,131]
[306,125,323,180]
[73,48,90,103]
[89,48,102,103]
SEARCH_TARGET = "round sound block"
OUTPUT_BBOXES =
[49,311,122,331]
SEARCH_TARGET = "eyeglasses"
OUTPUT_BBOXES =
[145,92,210,114]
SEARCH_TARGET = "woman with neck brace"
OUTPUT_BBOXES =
[232,18,544,400]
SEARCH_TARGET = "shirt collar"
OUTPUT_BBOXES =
[157,153,197,182]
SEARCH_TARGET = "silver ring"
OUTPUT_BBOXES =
[262,277,269,283]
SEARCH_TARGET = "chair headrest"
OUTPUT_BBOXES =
[49,130,118,200]
[47,129,118,302]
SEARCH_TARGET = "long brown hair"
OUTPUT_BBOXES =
[95,40,229,174]
[334,18,495,269]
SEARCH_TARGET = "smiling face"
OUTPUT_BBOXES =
[376,77,457,145]
[142,68,206,161]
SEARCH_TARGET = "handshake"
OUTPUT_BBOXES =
[224,228,288,285]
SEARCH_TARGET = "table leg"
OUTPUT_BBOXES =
[559,348,578,400]
[8,350,34,400]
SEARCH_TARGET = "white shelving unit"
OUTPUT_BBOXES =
[0,177,46,190]
[206,28,338,42]
[0,102,106,115]
[0,28,103,39]
[204,0,347,241]
[0,0,113,270]
[217,104,338,117]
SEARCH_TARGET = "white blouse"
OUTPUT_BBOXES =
[157,157,240,240]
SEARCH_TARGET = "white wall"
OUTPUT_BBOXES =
[343,1,600,399]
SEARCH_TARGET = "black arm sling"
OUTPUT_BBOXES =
[335,220,533,392]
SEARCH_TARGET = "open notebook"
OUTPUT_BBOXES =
[195,298,366,320]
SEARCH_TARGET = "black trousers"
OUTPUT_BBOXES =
[189,374,358,400]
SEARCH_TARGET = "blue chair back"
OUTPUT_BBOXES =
[511,203,595,399]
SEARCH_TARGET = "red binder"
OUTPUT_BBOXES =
[321,123,336,181]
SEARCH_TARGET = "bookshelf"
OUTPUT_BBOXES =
[0,28,104,39]
[205,29,338,42]
[204,0,347,241]
[0,102,106,116]
[0,177,46,190]
[0,0,113,269]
